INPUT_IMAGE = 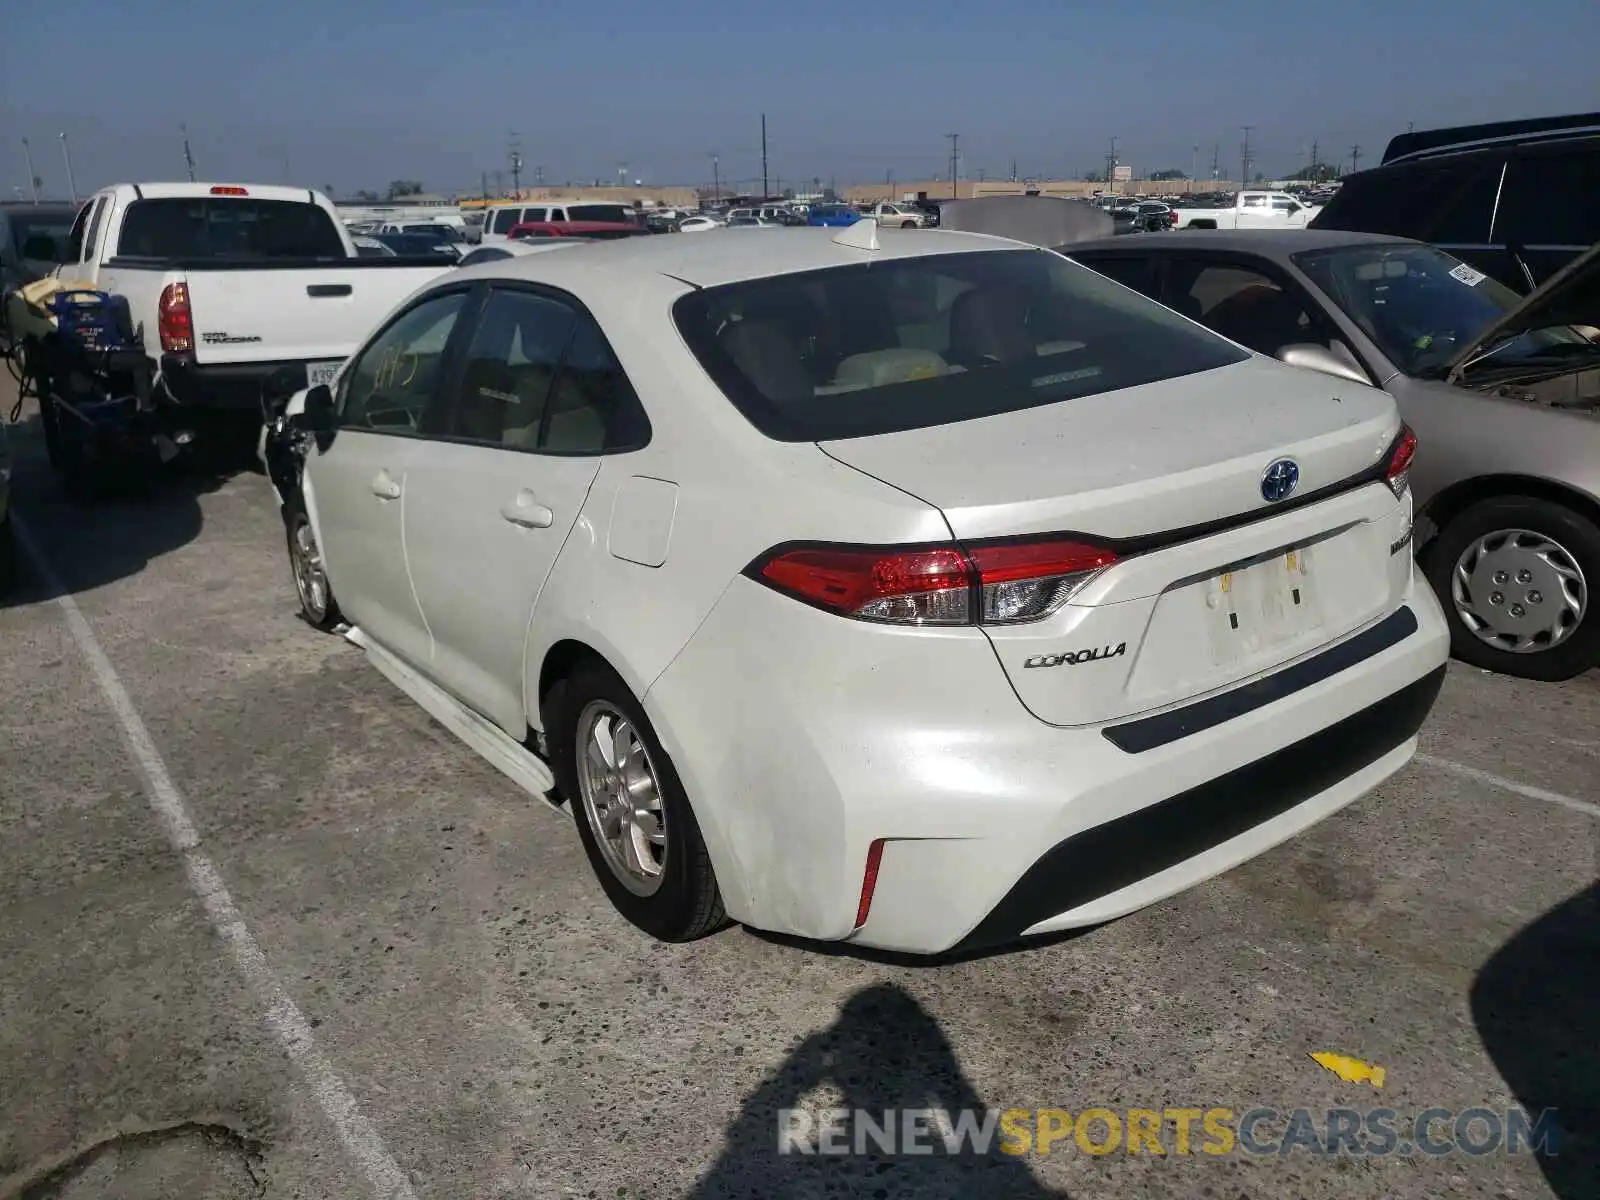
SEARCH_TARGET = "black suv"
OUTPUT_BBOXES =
[1309,112,1600,294]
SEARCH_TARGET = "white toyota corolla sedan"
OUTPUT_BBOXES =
[265,223,1449,956]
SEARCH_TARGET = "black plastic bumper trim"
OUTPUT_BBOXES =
[953,665,1445,954]
[1104,605,1419,754]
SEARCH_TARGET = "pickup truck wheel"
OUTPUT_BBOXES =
[551,659,726,942]
[285,495,342,631]
[901,220,917,229]
[1425,496,1600,681]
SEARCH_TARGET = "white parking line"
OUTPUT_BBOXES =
[14,517,417,1200]
[1416,753,1600,819]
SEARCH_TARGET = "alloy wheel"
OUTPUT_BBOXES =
[576,701,668,896]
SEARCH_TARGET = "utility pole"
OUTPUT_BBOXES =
[1240,125,1254,188]
[711,153,720,204]
[59,133,77,204]
[1105,136,1118,195]
[947,133,960,199]
[1190,143,1198,193]
[20,138,39,204]
[1310,138,1319,176]
[182,123,197,182]
[481,171,488,204]
[1010,158,1018,183]
[760,113,769,199]
[1350,144,1361,174]
[493,169,504,196]
[534,164,544,187]
[1211,142,1220,183]
[509,134,523,196]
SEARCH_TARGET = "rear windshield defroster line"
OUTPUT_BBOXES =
[671,249,1247,442]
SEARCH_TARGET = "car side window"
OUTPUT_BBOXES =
[1241,195,1267,209]
[1170,262,1316,356]
[1495,150,1600,248]
[491,208,520,234]
[449,290,576,448]
[80,199,108,263]
[543,311,650,453]
[1074,255,1158,301]
[339,291,468,433]
[64,201,92,263]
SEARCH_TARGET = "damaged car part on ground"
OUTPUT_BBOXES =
[261,226,1447,955]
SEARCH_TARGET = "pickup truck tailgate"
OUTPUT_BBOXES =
[184,264,452,365]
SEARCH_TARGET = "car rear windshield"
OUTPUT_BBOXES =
[114,198,347,260]
[566,204,635,224]
[672,248,1248,441]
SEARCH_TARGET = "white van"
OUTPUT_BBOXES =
[479,200,640,243]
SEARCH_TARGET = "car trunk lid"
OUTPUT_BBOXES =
[820,356,1412,725]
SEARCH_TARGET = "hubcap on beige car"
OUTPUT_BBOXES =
[1451,528,1588,653]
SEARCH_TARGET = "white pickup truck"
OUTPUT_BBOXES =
[1168,191,1319,231]
[865,202,928,228]
[54,183,457,413]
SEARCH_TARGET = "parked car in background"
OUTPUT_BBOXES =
[676,216,721,233]
[50,183,457,415]
[1069,229,1600,679]
[1169,191,1317,230]
[1309,111,1600,295]
[1131,201,1178,232]
[351,235,397,258]
[265,227,1445,954]
[725,216,781,229]
[1,202,81,291]
[481,201,642,244]
[865,203,927,228]
[806,205,863,227]
[507,221,651,242]
[371,231,464,259]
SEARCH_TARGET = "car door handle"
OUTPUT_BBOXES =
[500,491,554,529]
[370,472,401,500]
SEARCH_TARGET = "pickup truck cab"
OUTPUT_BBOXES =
[54,183,457,410]
[1169,191,1316,231]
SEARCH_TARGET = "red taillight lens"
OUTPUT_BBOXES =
[854,838,886,929]
[751,537,1119,626]
[158,282,193,354]
[209,185,249,196]
[1384,423,1416,497]
[968,538,1120,623]
[757,545,972,624]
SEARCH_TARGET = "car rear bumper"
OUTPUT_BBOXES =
[645,564,1449,955]
[159,354,323,412]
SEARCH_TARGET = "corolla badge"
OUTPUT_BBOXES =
[1260,458,1300,503]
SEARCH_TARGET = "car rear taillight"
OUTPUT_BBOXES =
[158,282,194,355]
[1384,423,1416,498]
[750,537,1119,626]
[968,538,1121,623]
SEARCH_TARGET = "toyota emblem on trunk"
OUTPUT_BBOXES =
[1261,458,1300,503]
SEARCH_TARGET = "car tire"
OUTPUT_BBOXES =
[1424,495,1600,681]
[901,220,917,229]
[550,658,726,942]
[284,493,342,631]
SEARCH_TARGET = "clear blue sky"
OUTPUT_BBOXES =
[4,0,1598,198]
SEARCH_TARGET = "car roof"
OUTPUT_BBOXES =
[1066,229,1423,257]
[454,225,1020,289]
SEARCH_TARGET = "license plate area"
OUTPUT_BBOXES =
[1204,545,1321,666]
[306,360,341,388]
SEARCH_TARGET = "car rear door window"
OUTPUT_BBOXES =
[340,291,469,432]
[491,208,521,234]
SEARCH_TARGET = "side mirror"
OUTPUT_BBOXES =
[1276,343,1372,387]
[294,384,336,432]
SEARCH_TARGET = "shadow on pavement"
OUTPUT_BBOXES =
[0,410,260,609]
[686,982,1066,1199]
[1471,881,1599,1200]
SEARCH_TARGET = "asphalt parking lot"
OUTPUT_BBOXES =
[1,379,1595,1200]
